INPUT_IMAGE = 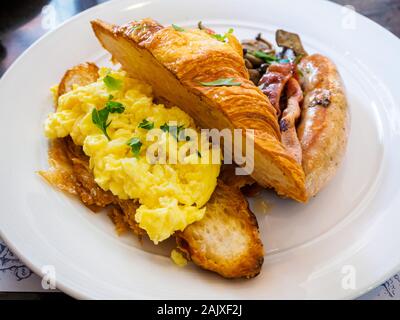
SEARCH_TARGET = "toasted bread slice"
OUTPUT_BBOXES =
[41,63,115,208]
[176,181,264,278]
[40,62,264,278]
[58,62,99,98]
[40,63,143,235]
[39,137,81,197]
[91,19,307,202]
[40,137,115,207]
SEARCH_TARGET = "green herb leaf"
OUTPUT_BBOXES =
[172,24,185,32]
[160,123,185,140]
[160,123,185,133]
[105,100,125,113]
[160,123,169,133]
[211,28,234,42]
[91,98,125,140]
[138,119,154,130]
[103,75,122,90]
[200,78,241,87]
[211,34,226,42]
[252,51,279,64]
[127,137,142,157]
[92,108,111,140]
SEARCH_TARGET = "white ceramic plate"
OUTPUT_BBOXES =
[0,0,399,300]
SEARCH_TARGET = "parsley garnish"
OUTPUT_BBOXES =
[160,123,185,140]
[92,108,111,140]
[211,34,225,42]
[138,119,154,130]
[103,75,122,90]
[105,100,125,113]
[172,24,185,32]
[251,51,280,64]
[91,98,125,140]
[160,123,170,132]
[127,137,142,157]
[200,78,241,87]
[211,28,234,42]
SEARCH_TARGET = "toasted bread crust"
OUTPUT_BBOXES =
[58,62,99,98]
[176,180,264,278]
[40,137,115,207]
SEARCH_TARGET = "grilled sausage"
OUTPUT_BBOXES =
[297,54,349,197]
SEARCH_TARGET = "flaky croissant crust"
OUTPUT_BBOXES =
[92,18,308,202]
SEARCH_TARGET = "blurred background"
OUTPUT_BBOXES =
[0,0,399,75]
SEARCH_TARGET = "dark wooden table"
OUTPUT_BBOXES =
[0,0,398,300]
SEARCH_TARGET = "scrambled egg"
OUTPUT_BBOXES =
[45,68,220,243]
[170,249,188,267]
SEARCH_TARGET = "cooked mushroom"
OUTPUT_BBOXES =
[244,58,253,69]
[241,38,275,56]
[248,69,262,85]
[275,29,308,56]
[244,53,263,68]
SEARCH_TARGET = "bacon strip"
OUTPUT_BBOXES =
[280,78,303,163]
[258,63,303,163]
[258,63,293,116]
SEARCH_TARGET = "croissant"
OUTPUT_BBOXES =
[91,18,307,202]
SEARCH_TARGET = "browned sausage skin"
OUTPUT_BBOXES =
[297,54,349,197]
